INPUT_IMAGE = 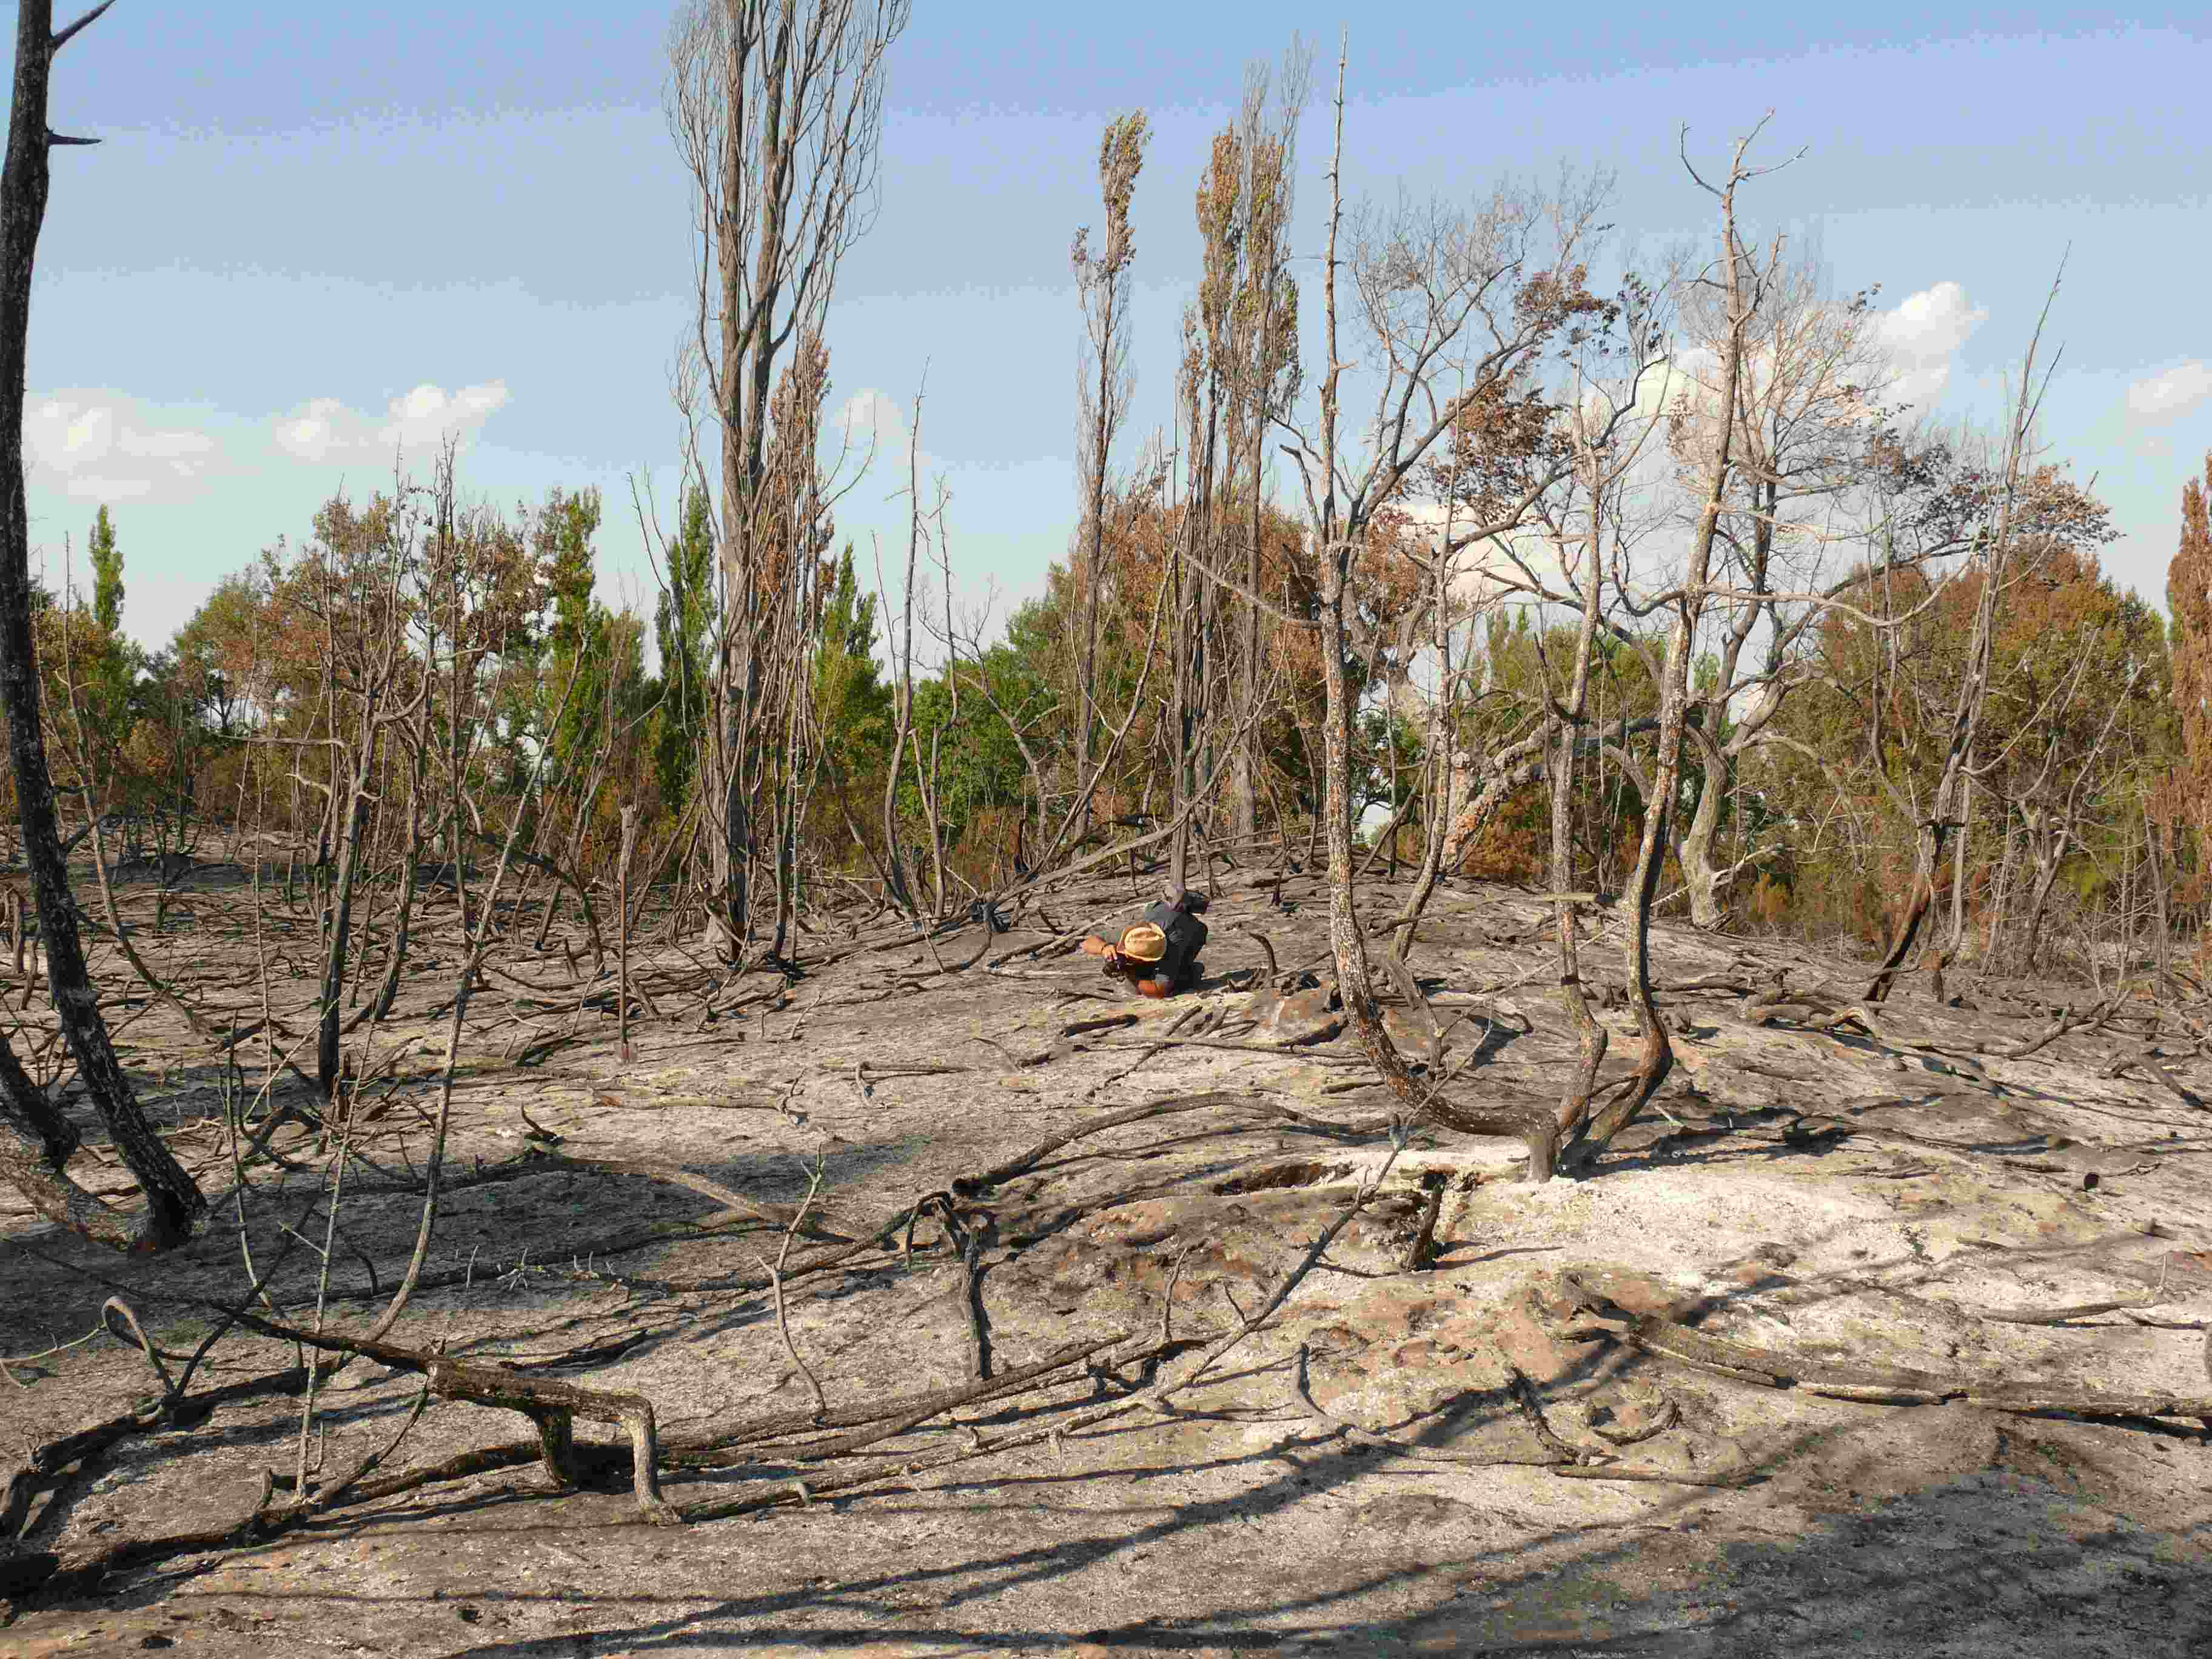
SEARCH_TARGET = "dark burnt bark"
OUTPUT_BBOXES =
[1548,498,1609,1141]
[1563,136,1758,1168]
[0,0,203,1250]
[316,784,371,1098]
[1317,551,1557,1181]
[1866,819,1951,1004]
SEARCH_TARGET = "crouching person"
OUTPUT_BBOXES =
[1080,888,1209,999]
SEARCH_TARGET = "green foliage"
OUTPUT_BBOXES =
[811,543,891,777]
[90,506,124,635]
[652,484,719,817]
[899,641,1048,846]
[541,488,601,655]
[1356,708,1425,822]
[1444,611,1662,885]
[534,486,611,784]
[168,572,259,738]
[1763,538,2176,943]
[2166,453,2212,905]
[79,505,139,785]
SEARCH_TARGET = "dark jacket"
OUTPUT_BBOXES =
[1140,899,1207,992]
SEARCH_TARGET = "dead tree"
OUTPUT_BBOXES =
[1071,111,1149,846]
[1168,196,1230,892]
[667,0,910,962]
[1284,39,1612,1177]
[1863,279,2074,1005]
[1222,48,1310,850]
[877,383,930,916]
[279,491,431,1099]
[1523,295,1675,1140]
[1165,60,1313,886]
[1565,124,1781,1167]
[0,0,206,1250]
[1391,260,1672,960]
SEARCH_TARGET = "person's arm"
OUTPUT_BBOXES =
[1084,936,1136,985]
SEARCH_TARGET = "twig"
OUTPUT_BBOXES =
[751,1158,830,1419]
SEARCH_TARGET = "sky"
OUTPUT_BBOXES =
[5,3,2208,660]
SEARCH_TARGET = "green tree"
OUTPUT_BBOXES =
[535,486,609,785]
[82,504,136,781]
[168,571,260,739]
[652,484,719,817]
[811,543,891,776]
[2159,453,2212,928]
[89,504,121,632]
[903,659,1032,845]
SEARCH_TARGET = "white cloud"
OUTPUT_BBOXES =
[1874,281,1987,407]
[2123,360,2212,424]
[23,392,219,501]
[831,387,911,460]
[828,385,958,496]
[272,380,509,464]
[1574,354,1700,431]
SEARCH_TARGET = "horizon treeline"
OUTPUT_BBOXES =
[10,25,2210,985]
[10,425,2202,979]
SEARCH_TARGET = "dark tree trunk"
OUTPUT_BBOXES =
[1316,542,1555,1180]
[317,785,370,1097]
[1868,820,1951,1005]
[0,0,203,1250]
[368,758,426,1022]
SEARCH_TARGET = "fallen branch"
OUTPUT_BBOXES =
[224,1316,680,1524]
[1289,1347,1748,1487]
[1542,1270,2212,1427]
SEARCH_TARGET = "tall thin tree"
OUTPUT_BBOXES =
[2165,452,2212,939]
[667,0,909,960]
[0,0,206,1250]
[1071,110,1149,842]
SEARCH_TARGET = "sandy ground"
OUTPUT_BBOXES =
[4,865,2210,1655]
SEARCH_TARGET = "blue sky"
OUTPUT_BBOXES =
[7,3,2208,656]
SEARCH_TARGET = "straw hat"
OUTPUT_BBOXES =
[1118,922,1168,964]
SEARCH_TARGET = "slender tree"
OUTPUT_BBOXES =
[1289,38,1612,1178]
[537,484,609,785]
[666,0,910,960]
[0,0,207,1250]
[1662,255,1906,928]
[652,483,718,817]
[1860,280,2077,1005]
[1071,110,1149,841]
[2166,452,2212,933]
[85,502,132,762]
[1223,50,1309,846]
[1565,127,1772,1165]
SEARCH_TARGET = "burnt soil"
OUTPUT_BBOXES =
[3,858,2209,1657]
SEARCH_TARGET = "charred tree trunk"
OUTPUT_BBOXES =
[1867,273,2062,1002]
[0,0,204,1250]
[317,784,370,1098]
[368,752,426,1022]
[1675,717,1731,930]
[1868,817,1952,1004]
[1549,449,1612,1142]
[1564,132,1761,1167]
